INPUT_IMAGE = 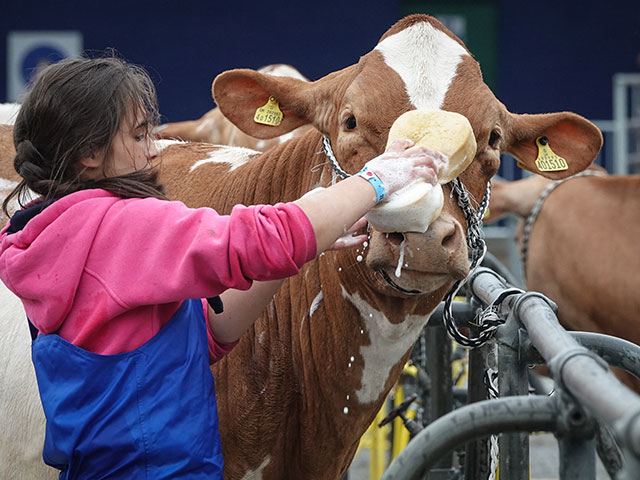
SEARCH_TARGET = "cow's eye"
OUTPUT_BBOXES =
[489,130,501,147]
[345,116,357,130]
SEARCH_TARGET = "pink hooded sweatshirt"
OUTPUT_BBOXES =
[0,189,317,361]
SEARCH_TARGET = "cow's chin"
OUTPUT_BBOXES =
[364,223,470,298]
[372,266,453,297]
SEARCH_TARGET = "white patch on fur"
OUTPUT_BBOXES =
[260,64,308,82]
[189,146,259,173]
[0,282,52,479]
[277,131,296,144]
[0,178,19,190]
[239,455,271,480]
[0,103,21,125]
[309,290,324,317]
[375,22,468,110]
[341,286,434,404]
[154,139,187,151]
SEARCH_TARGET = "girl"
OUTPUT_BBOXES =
[0,56,439,479]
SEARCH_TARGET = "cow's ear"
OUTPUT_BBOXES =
[212,69,313,139]
[506,112,603,179]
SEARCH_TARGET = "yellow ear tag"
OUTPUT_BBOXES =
[534,136,568,172]
[253,96,283,126]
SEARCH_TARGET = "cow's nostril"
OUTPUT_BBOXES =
[442,233,455,247]
[386,232,405,246]
[441,224,459,250]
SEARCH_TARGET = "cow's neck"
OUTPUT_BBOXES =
[269,246,437,451]
[226,133,334,209]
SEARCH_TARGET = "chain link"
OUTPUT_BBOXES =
[441,178,497,348]
[321,135,350,179]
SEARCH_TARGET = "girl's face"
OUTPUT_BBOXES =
[106,108,159,176]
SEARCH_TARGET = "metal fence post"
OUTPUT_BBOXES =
[496,315,530,480]
[464,327,492,480]
[425,323,455,479]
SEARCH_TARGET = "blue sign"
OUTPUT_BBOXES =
[21,45,66,84]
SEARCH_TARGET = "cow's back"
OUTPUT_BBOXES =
[0,282,56,479]
[526,175,640,334]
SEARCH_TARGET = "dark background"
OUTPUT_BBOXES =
[2,1,638,130]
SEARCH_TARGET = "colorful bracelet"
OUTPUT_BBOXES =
[356,166,387,204]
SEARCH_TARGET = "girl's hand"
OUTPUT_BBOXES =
[364,139,445,195]
[328,217,367,250]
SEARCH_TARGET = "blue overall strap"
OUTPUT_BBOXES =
[32,299,224,479]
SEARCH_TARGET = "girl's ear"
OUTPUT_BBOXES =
[79,154,100,169]
[79,154,103,180]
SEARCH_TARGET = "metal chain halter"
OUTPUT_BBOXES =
[322,135,350,179]
[322,134,506,348]
[441,178,510,348]
[520,169,606,279]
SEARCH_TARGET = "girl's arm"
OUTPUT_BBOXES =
[210,218,367,343]
[207,141,440,343]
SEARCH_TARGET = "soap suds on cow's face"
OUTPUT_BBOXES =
[375,22,468,111]
[395,240,406,278]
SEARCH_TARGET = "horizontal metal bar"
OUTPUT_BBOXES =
[428,300,475,328]
[571,331,640,380]
[381,396,558,480]
[469,269,640,457]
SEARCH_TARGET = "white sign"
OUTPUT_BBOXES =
[7,31,83,102]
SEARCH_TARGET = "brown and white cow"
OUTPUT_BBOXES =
[156,64,312,151]
[0,14,602,480]
[487,168,640,391]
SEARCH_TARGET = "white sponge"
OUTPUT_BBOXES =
[365,110,477,233]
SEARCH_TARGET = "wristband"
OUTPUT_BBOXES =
[356,166,387,204]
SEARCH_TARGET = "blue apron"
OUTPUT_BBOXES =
[31,299,224,479]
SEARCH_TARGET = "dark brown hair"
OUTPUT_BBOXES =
[2,54,167,217]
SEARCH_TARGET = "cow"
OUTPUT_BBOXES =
[0,14,602,480]
[155,64,312,151]
[487,167,640,392]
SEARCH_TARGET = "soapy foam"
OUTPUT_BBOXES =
[395,240,406,278]
[366,183,444,233]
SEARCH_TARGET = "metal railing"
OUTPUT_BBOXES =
[381,267,640,480]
